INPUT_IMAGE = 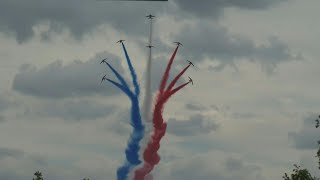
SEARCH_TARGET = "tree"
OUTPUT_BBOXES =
[282,115,320,180]
[33,171,44,180]
[282,164,318,180]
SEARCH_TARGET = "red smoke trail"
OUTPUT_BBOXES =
[158,46,179,95]
[133,80,190,180]
[166,64,191,93]
[133,45,189,180]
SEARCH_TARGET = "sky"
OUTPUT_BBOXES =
[0,0,320,179]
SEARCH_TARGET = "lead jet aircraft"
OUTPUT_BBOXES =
[146,14,155,19]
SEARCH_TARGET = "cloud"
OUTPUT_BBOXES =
[12,51,127,98]
[0,147,48,180]
[167,113,220,136]
[0,94,16,122]
[185,103,207,111]
[288,113,320,150]
[155,151,266,180]
[232,112,258,119]
[0,95,13,112]
[0,0,168,43]
[0,147,47,166]
[0,0,289,43]
[28,99,117,121]
[0,147,24,159]
[173,22,300,72]
[173,0,288,19]
[0,100,9,112]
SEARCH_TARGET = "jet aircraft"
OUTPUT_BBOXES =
[101,75,107,84]
[146,14,155,19]
[174,42,183,47]
[100,58,107,64]
[188,76,193,85]
[187,60,194,67]
[117,40,125,43]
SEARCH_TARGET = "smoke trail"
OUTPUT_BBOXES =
[117,95,144,180]
[103,62,144,180]
[106,78,133,97]
[136,17,154,179]
[133,81,190,180]
[104,62,130,89]
[121,42,140,96]
[158,45,180,95]
[143,15,154,123]
[134,58,190,180]
[166,64,191,93]
[133,46,189,180]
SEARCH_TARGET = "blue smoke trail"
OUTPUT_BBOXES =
[104,61,144,180]
[121,43,140,96]
[106,78,133,98]
[105,62,130,90]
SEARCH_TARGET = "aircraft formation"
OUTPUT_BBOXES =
[99,14,195,180]
[100,40,195,85]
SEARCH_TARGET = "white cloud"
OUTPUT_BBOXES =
[0,0,319,179]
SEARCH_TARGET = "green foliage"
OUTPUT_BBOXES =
[32,171,43,180]
[282,115,320,180]
[282,164,318,180]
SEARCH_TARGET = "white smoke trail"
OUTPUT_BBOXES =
[135,16,154,176]
[143,17,153,123]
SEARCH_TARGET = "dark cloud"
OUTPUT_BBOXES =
[12,51,127,98]
[167,113,219,136]
[0,95,11,112]
[30,99,116,121]
[0,116,4,122]
[185,103,207,111]
[0,95,14,122]
[0,147,51,180]
[232,112,258,119]
[225,157,244,171]
[0,0,289,43]
[0,0,168,43]
[0,172,25,180]
[210,105,220,111]
[0,147,47,166]
[288,113,320,150]
[0,147,24,159]
[173,0,288,19]
[172,23,301,72]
